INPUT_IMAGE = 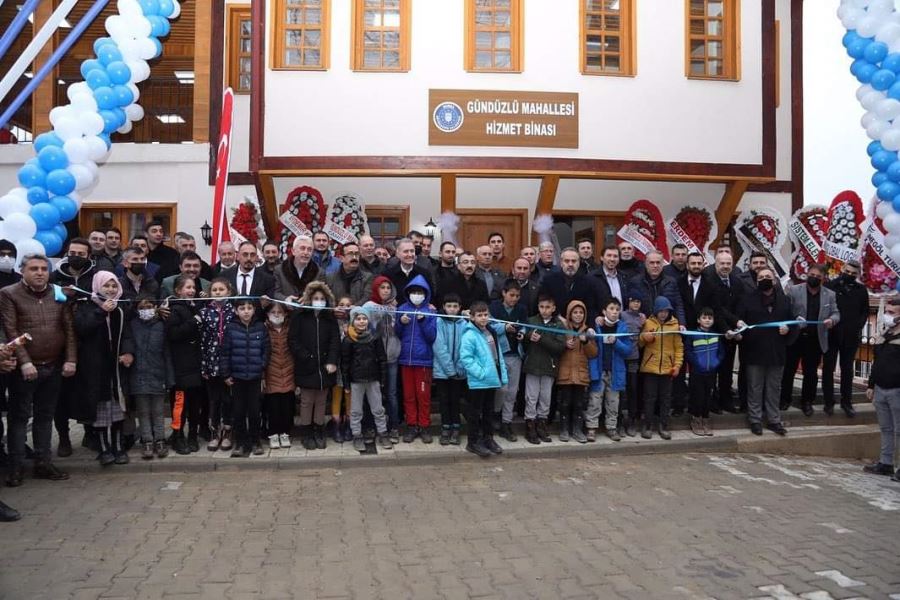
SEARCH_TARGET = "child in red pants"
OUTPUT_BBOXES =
[394,275,437,443]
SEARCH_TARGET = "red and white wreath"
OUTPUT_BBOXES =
[617,199,669,261]
[668,205,717,263]
[788,205,828,280]
[328,192,367,245]
[734,207,789,277]
[278,185,326,257]
[823,190,865,279]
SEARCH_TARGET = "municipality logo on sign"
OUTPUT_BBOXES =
[433,102,464,133]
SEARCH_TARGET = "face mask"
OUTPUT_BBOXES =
[138,309,156,321]
[604,316,619,325]
[68,256,89,271]
[757,279,774,292]
[880,314,897,329]
[840,273,856,284]
[129,262,146,276]
[806,275,821,288]
[409,293,425,306]
[311,299,326,309]
[268,314,285,326]
[0,256,14,273]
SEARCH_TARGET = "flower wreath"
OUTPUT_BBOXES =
[734,207,788,273]
[823,190,865,279]
[278,185,326,256]
[328,192,367,244]
[618,199,670,261]
[669,205,717,261]
[229,199,262,245]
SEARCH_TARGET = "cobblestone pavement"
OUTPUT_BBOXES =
[1,453,898,600]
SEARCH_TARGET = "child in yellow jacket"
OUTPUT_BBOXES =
[638,296,684,440]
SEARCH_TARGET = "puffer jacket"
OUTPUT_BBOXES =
[199,301,235,378]
[341,329,387,385]
[458,322,508,390]
[638,315,684,375]
[394,275,437,368]
[556,300,598,386]
[264,319,295,394]
[522,314,566,377]
[289,281,341,389]
[589,319,634,393]
[219,317,269,381]
[165,301,203,389]
[0,281,77,367]
[127,316,174,396]
[433,315,466,379]
[684,330,724,374]
[362,275,402,363]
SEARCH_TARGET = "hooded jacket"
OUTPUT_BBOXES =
[458,321,509,390]
[288,281,341,389]
[556,300,598,386]
[264,315,295,394]
[638,296,684,376]
[433,313,467,379]
[199,300,235,378]
[522,312,566,377]
[362,275,402,363]
[394,275,437,368]
[589,318,634,392]
[165,301,203,389]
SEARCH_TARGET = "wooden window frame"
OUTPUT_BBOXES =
[685,0,741,81]
[79,202,179,248]
[464,0,524,73]
[365,205,410,247]
[552,209,625,252]
[351,0,411,72]
[271,0,331,71]
[227,6,252,94]
[580,0,636,77]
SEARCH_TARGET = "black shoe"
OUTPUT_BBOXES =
[419,428,433,444]
[625,418,637,438]
[173,433,190,455]
[641,421,652,439]
[779,401,792,411]
[333,422,345,444]
[99,451,116,466]
[709,406,723,415]
[863,462,894,476]
[500,423,517,442]
[671,407,684,417]
[722,404,739,414]
[536,419,551,443]
[449,429,461,445]
[750,423,763,436]
[57,437,72,458]
[301,427,317,450]
[658,425,672,441]
[482,436,503,455]
[402,427,417,444]
[5,464,24,488]
[766,422,787,436]
[187,434,200,453]
[466,440,491,458]
[439,429,451,445]
[0,500,20,522]
[33,462,69,481]
[525,420,540,445]
[823,403,834,416]
[114,451,130,465]
[801,404,813,417]
[252,442,265,455]
[313,426,326,450]
[841,403,856,418]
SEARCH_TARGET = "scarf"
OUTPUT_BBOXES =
[347,325,374,344]
[91,271,122,307]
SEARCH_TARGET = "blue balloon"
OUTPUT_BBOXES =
[93,86,117,110]
[17,164,47,188]
[147,15,171,37]
[873,172,889,187]
[99,110,120,134]
[885,53,900,74]
[889,80,900,101]
[52,223,68,241]
[50,196,78,222]
[45,169,76,196]
[857,63,879,84]
[33,132,63,152]
[872,150,897,171]
[97,43,123,66]
[157,0,174,17]
[843,30,861,49]
[138,0,160,16]
[888,161,900,182]
[865,41,890,65]
[80,59,103,80]
[113,84,134,107]
[37,146,68,172]
[92,37,116,55]
[894,195,900,213]
[86,68,112,90]
[27,187,49,205]
[110,107,126,129]
[30,203,61,231]
[872,69,897,91]
[106,61,131,85]
[878,181,900,201]
[850,59,865,77]
[848,37,873,59]
[34,231,63,256]
[869,140,885,156]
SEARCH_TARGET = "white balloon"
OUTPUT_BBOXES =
[117,0,142,17]
[66,82,91,102]
[117,38,143,62]
[877,199,895,219]
[68,164,95,190]
[126,82,140,102]
[116,120,133,134]
[862,111,880,128]
[125,14,152,38]
[14,239,46,263]
[885,212,900,232]
[881,128,900,150]
[867,119,891,140]
[105,14,129,38]
[876,22,900,45]
[858,15,882,38]
[170,0,181,19]
[0,194,32,219]
[83,160,99,177]
[8,187,27,201]
[71,93,98,116]
[79,112,105,137]
[63,138,90,164]
[869,0,895,18]
[3,213,38,242]
[841,6,865,29]
[125,59,150,82]
[54,117,83,141]
[876,98,900,121]
[863,91,886,112]
[857,84,875,102]
[85,136,110,162]
[124,103,144,122]
[49,105,72,126]
[135,38,156,61]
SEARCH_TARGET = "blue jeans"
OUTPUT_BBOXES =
[384,362,399,431]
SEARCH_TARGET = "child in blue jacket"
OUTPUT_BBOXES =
[395,275,437,443]
[433,293,467,445]
[458,301,508,458]
[587,298,635,442]
[620,295,645,437]
[220,299,270,458]
[684,307,723,437]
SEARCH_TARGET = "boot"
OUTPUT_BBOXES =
[314,425,327,449]
[219,426,233,451]
[500,423,517,442]
[525,420,540,445]
[606,428,621,442]
[536,419,551,443]
[207,426,221,452]
[801,402,814,417]
[112,425,130,464]
[586,428,597,442]
[625,415,637,438]
[571,413,587,444]
[641,419,653,439]
[187,431,200,453]
[616,417,626,439]
[98,428,116,465]
[690,416,703,437]
[702,418,713,437]
[301,425,316,450]
[332,419,344,444]
[558,411,570,442]
[658,422,672,441]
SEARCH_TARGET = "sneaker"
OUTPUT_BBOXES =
[142,442,154,460]
[33,462,69,481]
[449,429,461,445]
[352,435,366,452]
[606,428,621,442]
[658,425,672,441]
[439,429,451,445]
[231,446,247,458]
[586,428,597,443]
[389,428,400,444]
[269,434,281,449]
[154,440,169,458]
[219,428,233,451]
[863,462,894,476]
[279,434,291,448]
[482,437,503,455]
[466,440,491,458]
[419,428,433,444]
[402,427,417,443]
[207,429,221,452]
[114,451,130,465]
[99,451,116,466]
[377,433,393,449]
[252,442,265,456]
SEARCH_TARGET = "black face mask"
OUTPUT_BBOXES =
[840,273,856,284]
[129,262,146,276]
[806,276,822,288]
[68,256,88,271]
[757,279,774,292]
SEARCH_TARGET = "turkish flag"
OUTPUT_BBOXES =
[210,88,235,261]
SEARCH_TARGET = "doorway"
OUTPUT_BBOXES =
[456,209,528,257]
[552,210,625,252]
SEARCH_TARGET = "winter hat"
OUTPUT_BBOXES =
[350,306,369,321]
[0,239,17,257]
[652,296,673,314]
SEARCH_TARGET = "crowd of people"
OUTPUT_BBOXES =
[0,219,897,523]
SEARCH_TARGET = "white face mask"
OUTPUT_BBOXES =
[268,314,285,326]
[880,314,897,330]
[604,316,619,325]
[0,256,14,273]
[138,309,156,321]
[311,299,326,309]
[409,293,425,306]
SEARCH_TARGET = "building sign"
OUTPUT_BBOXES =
[429,89,578,149]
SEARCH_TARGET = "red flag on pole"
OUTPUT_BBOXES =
[210,88,235,262]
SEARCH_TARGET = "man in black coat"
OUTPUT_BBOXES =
[823,260,869,417]
[706,251,745,413]
[444,252,489,311]
[145,221,181,281]
[588,245,628,313]
[616,241,644,281]
[211,241,238,278]
[227,242,275,314]
[384,238,434,300]
[432,241,460,307]
[539,248,596,322]
[628,250,685,325]
[663,243,689,281]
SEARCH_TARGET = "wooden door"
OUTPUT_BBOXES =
[79,203,177,244]
[456,209,527,256]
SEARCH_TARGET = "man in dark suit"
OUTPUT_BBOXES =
[588,245,629,316]
[539,248,596,322]
[445,252,489,311]
[227,241,276,313]
[384,238,434,298]
[673,251,717,415]
[706,251,745,413]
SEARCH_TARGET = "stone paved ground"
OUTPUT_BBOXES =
[1,453,898,600]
